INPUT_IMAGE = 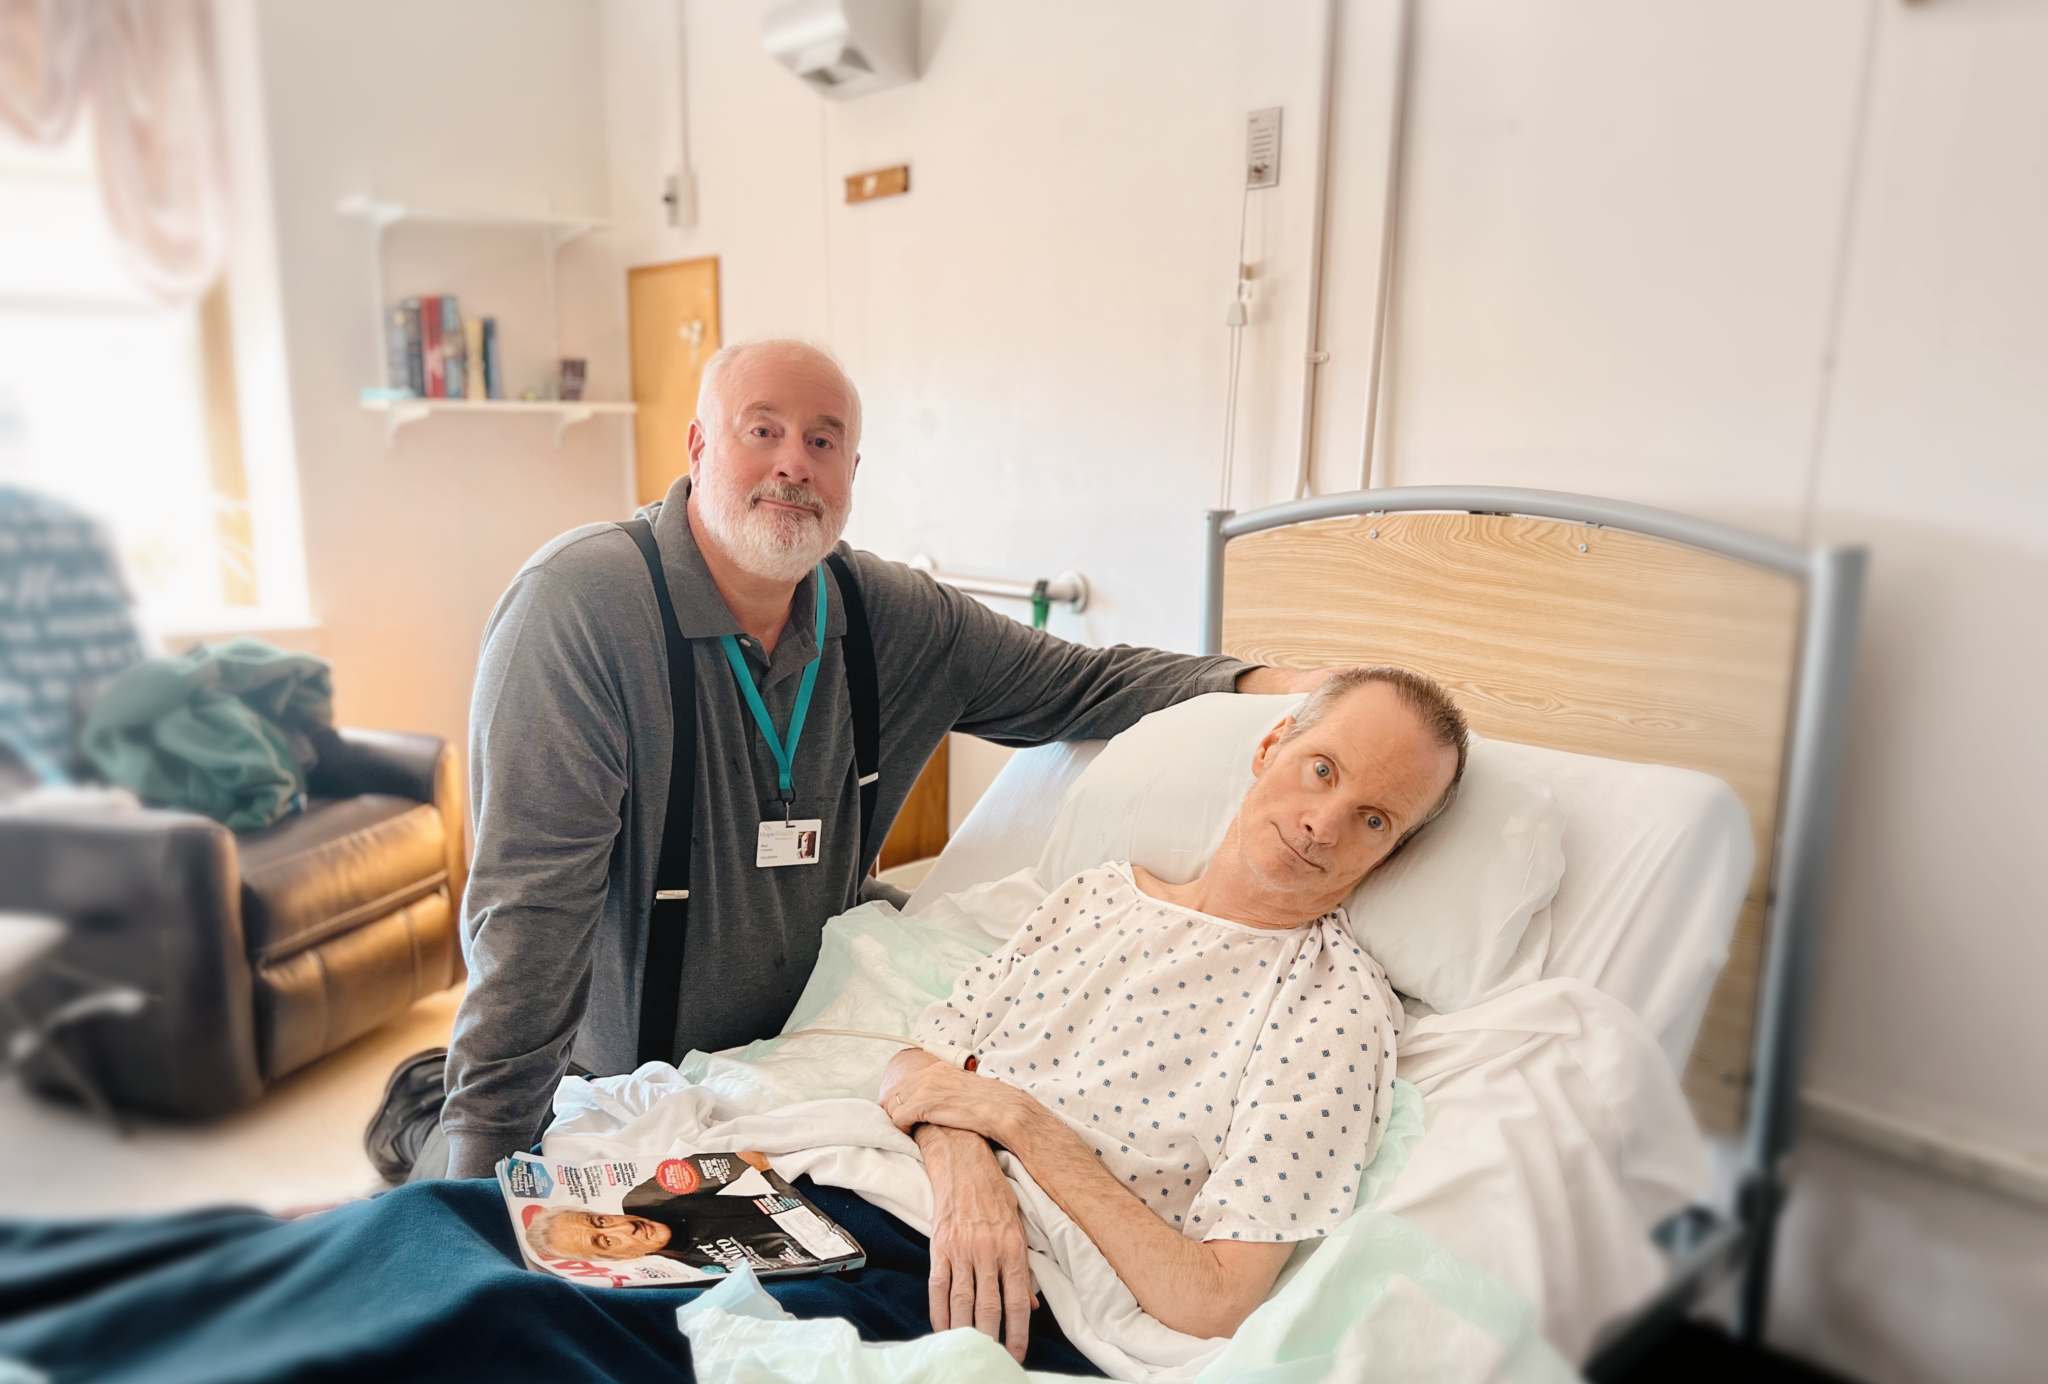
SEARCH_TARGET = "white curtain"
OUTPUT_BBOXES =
[0,0,230,303]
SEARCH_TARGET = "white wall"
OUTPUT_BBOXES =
[591,3,2048,1380]
[605,0,1342,653]
[250,0,632,751]
[1380,0,1869,534]
[1781,4,2048,1380]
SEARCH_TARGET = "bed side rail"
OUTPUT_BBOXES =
[1581,1208,1751,1381]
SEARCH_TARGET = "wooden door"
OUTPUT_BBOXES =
[878,740,949,871]
[627,258,721,507]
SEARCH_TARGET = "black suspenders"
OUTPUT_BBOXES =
[619,520,881,1066]
[824,551,883,847]
[620,520,697,1065]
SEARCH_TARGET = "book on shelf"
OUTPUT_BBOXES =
[440,295,466,400]
[481,317,502,400]
[464,317,486,401]
[387,299,424,396]
[421,300,444,398]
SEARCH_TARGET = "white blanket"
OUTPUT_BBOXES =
[545,1074,1232,1381]
[1377,979,1713,1362]
[540,902,1699,1380]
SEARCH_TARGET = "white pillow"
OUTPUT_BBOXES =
[1485,738,1752,1070]
[1034,693,1567,1012]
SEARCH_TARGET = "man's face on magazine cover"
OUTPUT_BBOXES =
[546,1210,671,1260]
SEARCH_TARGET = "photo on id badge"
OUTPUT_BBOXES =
[758,819,823,868]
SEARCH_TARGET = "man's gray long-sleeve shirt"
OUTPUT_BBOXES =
[442,477,1251,1179]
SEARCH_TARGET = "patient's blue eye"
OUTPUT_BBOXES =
[1366,814,1385,831]
[1314,761,1331,780]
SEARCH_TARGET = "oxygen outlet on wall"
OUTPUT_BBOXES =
[1247,107,1282,189]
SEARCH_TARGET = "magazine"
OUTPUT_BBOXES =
[495,1149,866,1288]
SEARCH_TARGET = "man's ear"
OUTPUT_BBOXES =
[851,450,861,480]
[1251,719,1292,779]
[686,418,707,479]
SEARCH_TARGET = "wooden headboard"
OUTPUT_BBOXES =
[1211,500,1814,1135]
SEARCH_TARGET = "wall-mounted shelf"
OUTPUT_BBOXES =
[335,195,609,246]
[359,396,635,448]
[340,191,621,449]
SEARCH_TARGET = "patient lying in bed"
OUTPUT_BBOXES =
[877,665,1467,1359]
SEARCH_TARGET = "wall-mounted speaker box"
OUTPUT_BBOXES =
[762,0,918,100]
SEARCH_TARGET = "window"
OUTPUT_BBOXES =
[0,121,299,636]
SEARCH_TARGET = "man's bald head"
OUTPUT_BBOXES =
[696,339,863,453]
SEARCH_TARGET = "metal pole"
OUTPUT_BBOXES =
[1359,0,1416,490]
[1218,484,1812,577]
[1735,544,1868,1340]
[1290,0,1340,499]
[1200,508,1233,655]
[905,556,1088,611]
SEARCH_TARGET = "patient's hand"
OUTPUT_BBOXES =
[915,1124,1037,1362]
[882,1051,1030,1143]
[881,1046,1290,1340]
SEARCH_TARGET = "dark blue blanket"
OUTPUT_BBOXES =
[0,1178,1102,1383]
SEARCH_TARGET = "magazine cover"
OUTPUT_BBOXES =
[496,1149,866,1288]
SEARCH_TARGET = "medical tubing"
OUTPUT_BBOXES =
[1219,177,1251,509]
[771,1026,980,1072]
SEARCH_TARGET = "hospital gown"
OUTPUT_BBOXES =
[916,863,1400,1244]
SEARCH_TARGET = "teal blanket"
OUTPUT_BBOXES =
[79,637,334,831]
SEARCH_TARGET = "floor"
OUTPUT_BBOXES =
[0,987,460,1218]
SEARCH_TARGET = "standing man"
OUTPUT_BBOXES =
[394,340,1319,1182]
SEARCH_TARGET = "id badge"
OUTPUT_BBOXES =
[757,819,823,868]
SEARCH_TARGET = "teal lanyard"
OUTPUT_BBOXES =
[719,564,828,819]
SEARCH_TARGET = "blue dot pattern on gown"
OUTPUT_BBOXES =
[915,862,1400,1245]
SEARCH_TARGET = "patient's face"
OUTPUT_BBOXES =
[544,1210,672,1261]
[1227,683,1457,919]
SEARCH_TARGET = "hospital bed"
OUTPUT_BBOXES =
[0,486,1863,1384]
[903,486,1865,1377]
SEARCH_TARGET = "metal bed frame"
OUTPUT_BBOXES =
[1197,486,1866,1373]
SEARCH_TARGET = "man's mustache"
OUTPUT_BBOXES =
[748,480,827,519]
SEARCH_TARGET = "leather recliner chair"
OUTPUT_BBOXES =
[0,726,466,1119]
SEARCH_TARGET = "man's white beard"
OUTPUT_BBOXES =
[694,466,848,583]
